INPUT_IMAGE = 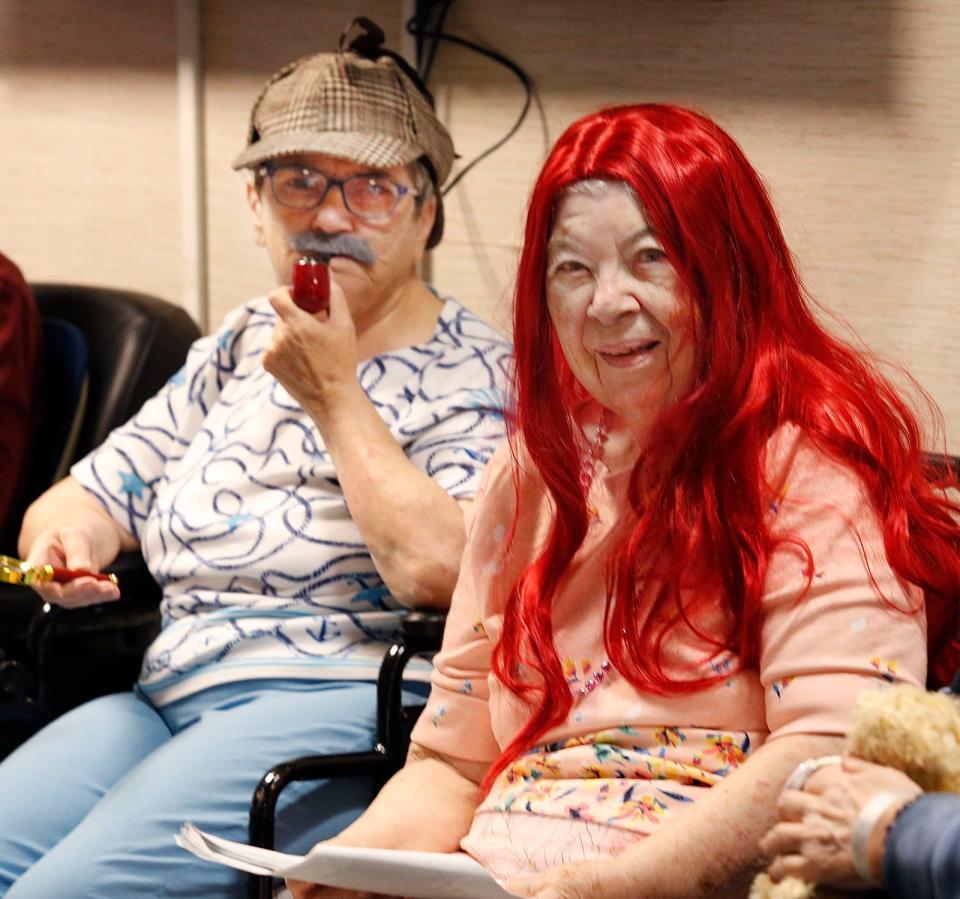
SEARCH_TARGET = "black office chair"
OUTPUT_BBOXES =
[0,284,200,753]
[247,609,447,899]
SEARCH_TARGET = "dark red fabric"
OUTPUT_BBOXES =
[0,252,41,526]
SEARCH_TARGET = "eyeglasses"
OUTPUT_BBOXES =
[259,163,417,222]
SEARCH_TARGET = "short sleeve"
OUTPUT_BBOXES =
[71,303,271,540]
[410,444,513,764]
[760,428,927,739]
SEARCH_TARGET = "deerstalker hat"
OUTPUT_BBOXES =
[231,18,455,187]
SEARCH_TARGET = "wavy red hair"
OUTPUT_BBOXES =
[485,104,960,791]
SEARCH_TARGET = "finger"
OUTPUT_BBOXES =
[777,789,818,821]
[25,532,67,568]
[842,751,867,772]
[57,577,120,608]
[268,286,294,311]
[760,821,811,857]
[326,279,351,324]
[269,287,313,325]
[59,528,96,571]
[767,853,811,884]
[29,580,65,604]
[502,875,544,897]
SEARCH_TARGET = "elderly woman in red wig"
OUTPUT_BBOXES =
[290,104,960,898]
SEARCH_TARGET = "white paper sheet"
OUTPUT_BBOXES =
[176,822,519,899]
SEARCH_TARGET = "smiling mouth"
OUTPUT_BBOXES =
[597,340,661,364]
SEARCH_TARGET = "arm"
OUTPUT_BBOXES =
[287,743,487,899]
[507,732,845,899]
[264,286,481,607]
[884,792,960,899]
[297,375,468,608]
[17,475,137,606]
[327,743,487,851]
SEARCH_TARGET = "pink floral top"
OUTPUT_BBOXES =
[409,423,927,878]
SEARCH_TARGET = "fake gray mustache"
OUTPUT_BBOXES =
[290,233,376,266]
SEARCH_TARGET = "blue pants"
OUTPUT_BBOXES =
[0,679,399,898]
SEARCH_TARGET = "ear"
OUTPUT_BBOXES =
[246,178,266,247]
[416,194,438,252]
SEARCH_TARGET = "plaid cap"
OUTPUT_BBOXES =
[231,51,455,186]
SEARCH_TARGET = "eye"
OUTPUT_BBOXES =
[549,259,591,279]
[281,168,321,191]
[360,177,392,197]
[634,247,667,266]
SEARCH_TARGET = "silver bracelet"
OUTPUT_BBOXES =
[851,790,916,883]
[783,755,842,792]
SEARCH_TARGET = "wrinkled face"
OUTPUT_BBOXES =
[545,181,697,428]
[246,153,436,318]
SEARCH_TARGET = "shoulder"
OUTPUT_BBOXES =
[432,297,512,353]
[213,296,277,337]
[470,439,549,535]
[763,423,866,504]
[191,297,276,357]
[395,298,512,397]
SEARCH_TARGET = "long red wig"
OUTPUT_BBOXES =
[486,104,960,790]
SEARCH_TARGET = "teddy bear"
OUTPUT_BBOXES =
[749,683,960,898]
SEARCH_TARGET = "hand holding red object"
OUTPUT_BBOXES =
[291,257,330,314]
[0,554,118,587]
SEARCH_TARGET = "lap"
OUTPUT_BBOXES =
[0,691,170,890]
[4,680,384,899]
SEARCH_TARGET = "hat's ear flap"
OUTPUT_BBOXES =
[426,193,444,250]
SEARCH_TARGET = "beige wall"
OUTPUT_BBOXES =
[3,0,959,445]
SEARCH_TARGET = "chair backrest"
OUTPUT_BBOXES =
[37,319,89,487]
[0,318,89,552]
[30,283,202,458]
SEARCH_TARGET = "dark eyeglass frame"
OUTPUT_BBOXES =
[258,162,418,222]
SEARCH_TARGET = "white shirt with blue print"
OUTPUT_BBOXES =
[71,295,512,707]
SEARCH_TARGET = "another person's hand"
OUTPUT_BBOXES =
[759,754,922,888]
[24,524,122,607]
[263,281,360,413]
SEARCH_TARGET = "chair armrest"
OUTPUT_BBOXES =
[399,608,447,645]
[27,552,161,654]
[247,606,450,876]
[25,552,162,724]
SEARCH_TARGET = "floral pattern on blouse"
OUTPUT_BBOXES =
[480,726,754,832]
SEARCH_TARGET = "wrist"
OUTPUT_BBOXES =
[302,377,364,423]
[855,789,921,883]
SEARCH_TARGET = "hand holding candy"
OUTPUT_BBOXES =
[291,257,330,314]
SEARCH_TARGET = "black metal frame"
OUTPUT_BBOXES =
[247,610,446,899]
[28,576,162,726]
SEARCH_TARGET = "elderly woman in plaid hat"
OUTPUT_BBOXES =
[0,20,510,898]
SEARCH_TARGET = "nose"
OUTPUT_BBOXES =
[587,269,637,325]
[308,182,354,233]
